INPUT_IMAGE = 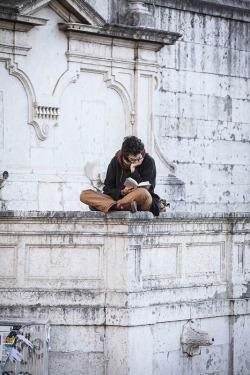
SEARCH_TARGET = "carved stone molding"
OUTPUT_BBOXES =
[0,57,63,140]
[49,0,81,23]
[128,0,149,14]
[32,104,60,140]
[59,23,181,46]
[181,320,214,356]
[35,105,59,121]
[154,135,176,173]
[103,71,134,132]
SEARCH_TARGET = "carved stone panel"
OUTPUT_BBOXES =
[185,242,226,281]
[25,244,104,287]
[141,244,182,286]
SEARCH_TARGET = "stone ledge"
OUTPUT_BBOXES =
[59,22,181,46]
[0,298,249,326]
[0,210,249,220]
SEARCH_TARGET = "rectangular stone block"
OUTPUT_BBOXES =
[233,315,250,375]
[153,350,186,375]
[196,120,245,142]
[192,344,229,375]
[105,326,153,375]
[157,91,176,117]
[139,48,157,63]
[161,68,188,93]
[2,199,39,211]
[0,28,13,44]
[178,12,230,48]
[49,352,89,375]
[232,98,250,123]
[50,326,104,352]
[190,300,231,319]
[161,137,249,165]
[153,321,182,353]
[161,68,249,101]
[200,316,230,345]
[176,93,208,120]
[69,39,111,59]
[176,163,232,186]
[112,45,134,61]
[38,182,64,210]
[159,44,176,69]
[229,20,250,52]
[241,122,250,141]
[105,327,129,375]
[176,42,203,73]
[155,7,179,34]
[184,183,250,205]
[203,16,230,48]
[64,200,85,211]
[239,50,250,78]
[88,353,105,375]
[30,148,55,170]
[207,95,232,122]
[160,117,198,139]
[1,181,38,201]
[63,182,84,202]
[201,44,240,76]
[0,289,105,308]
[0,305,105,326]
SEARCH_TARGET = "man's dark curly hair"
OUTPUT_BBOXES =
[121,136,144,159]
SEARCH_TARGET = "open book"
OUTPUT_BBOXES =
[124,177,151,190]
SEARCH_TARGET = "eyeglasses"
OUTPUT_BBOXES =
[127,155,143,163]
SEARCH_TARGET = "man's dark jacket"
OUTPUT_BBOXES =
[103,153,160,216]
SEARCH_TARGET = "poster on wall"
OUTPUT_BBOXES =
[0,322,50,375]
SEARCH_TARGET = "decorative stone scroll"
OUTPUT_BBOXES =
[32,104,60,140]
[181,320,214,356]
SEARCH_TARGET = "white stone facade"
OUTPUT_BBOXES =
[0,0,249,212]
[0,0,180,211]
[0,211,249,374]
[0,1,249,374]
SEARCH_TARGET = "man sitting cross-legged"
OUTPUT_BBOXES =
[80,136,160,216]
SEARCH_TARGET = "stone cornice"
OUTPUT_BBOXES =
[59,22,181,45]
[0,11,48,26]
[148,0,250,22]
[0,210,249,220]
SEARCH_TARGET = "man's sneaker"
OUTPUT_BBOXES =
[110,200,137,213]
[88,205,99,211]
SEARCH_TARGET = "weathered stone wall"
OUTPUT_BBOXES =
[154,4,250,213]
[0,211,249,375]
[0,0,249,212]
